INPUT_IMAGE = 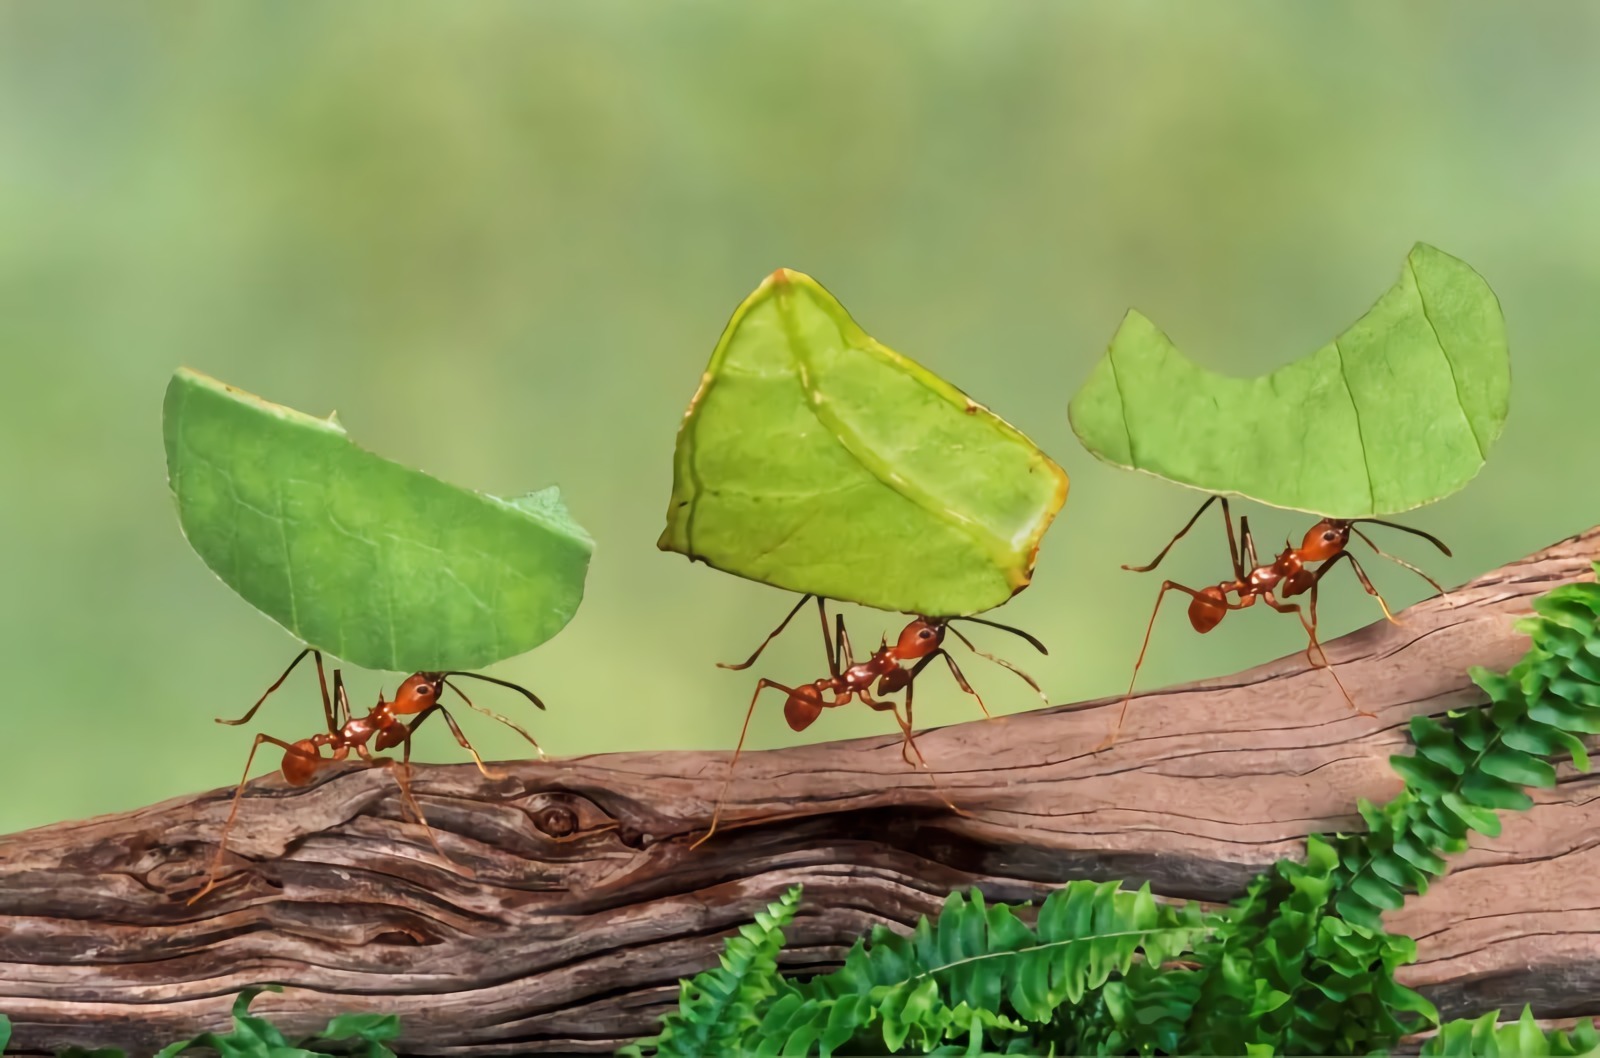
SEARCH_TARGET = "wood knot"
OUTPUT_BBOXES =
[534,804,578,838]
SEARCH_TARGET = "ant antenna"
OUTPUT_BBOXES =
[945,624,1046,702]
[948,615,1048,655]
[441,680,546,759]
[1348,526,1447,594]
[1348,518,1453,556]
[437,671,547,711]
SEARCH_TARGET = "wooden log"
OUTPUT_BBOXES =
[1,528,1597,1056]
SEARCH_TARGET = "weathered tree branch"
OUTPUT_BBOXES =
[2,528,1598,1055]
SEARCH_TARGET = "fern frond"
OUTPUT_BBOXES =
[619,885,802,1058]
[756,881,1210,1056]
[1422,1004,1600,1056]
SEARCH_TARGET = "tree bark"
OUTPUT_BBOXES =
[2,528,1598,1056]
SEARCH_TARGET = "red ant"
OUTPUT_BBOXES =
[693,594,1047,846]
[189,648,545,904]
[1096,495,1451,752]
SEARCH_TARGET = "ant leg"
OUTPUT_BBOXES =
[330,667,350,731]
[861,688,971,819]
[901,674,917,766]
[824,600,847,677]
[1123,496,1222,574]
[932,648,990,719]
[216,649,326,728]
[692,678,795,850]
[718,595,815,671]
[1238,513,1260,574]
[441,681,545,759]
[1265,592,1372,718]
[834,610,861,673]
[861,687,931,771]
[432,705,508,781]
[353,744,427,826]
[355,745,455,865]
[1309,549,1400,625]
[946,624,1046,702]
[189,733,313,905]
[1097,581,1225,754]
[1349,525,1446,596]
[897,655,940,766]
[1337,549,1402,625]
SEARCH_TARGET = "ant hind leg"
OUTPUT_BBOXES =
[189,733,311,905]
[692,678,795,850]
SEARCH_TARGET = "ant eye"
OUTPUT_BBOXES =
[919,629,934,639]
[417,684,435,697]
[1323,531,1337,542]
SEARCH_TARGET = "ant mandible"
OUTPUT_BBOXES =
[189,648,545,904]
[1096,495,1451,752]
[693,595,1047,847]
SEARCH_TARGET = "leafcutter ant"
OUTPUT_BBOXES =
[693,595,1047,846]
[1098,495,1451,752]
[188,648,545,903]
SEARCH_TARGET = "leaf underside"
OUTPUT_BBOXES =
[659,269,1069,617]
[1068,242,1509,517]
[164,368,592,672]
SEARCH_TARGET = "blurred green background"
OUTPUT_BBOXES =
[3,2,1597,836]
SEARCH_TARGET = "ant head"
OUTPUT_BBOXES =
[392,672,445,715]
[896,618,945,659]
[1299,519,1350,561]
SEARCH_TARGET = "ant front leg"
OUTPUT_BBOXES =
[1348,524,1449,595]
[931,648,990,719]
[433,705,507,781]
[890,647,991,723]
[1313,548,1401,625]
[945,624,1046,702]
[189,732,318,905]
[719,594,818,671]
[439,681,545,760]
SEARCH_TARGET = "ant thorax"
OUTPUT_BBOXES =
[842,658,883,687]
[1246,565,1279,591]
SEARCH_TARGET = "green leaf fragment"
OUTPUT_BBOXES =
[1068,243,1509,517]
[659,269,1069,616]
[164,368,592,672]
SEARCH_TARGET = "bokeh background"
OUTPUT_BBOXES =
[3,2,1597,836]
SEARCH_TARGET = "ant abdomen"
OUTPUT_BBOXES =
[1187,588,1228,633]
[784,687,825,731]
[281,739,321,785]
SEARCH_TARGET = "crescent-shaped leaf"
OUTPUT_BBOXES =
[1067,243,1509,517]
[658,269,1069,617]
[163,368,593,672]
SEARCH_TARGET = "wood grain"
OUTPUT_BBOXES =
[1,528,1597,1055]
